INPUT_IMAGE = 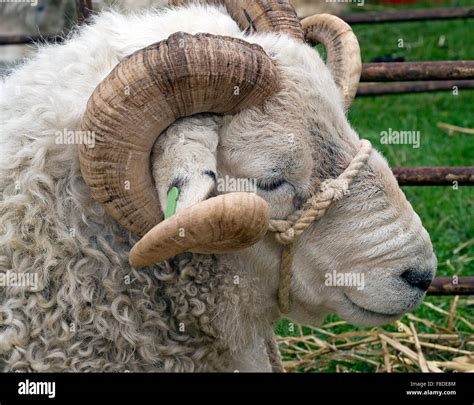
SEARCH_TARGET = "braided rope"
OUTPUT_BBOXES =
[264,335,285,373]
[268,140,372,314]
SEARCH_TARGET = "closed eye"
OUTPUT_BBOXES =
[256,178,285,192]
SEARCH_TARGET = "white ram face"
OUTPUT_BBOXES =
[151,33,436,327]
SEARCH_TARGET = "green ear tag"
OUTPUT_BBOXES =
[165,187,180,219]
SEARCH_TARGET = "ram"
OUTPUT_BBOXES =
[0,0,436,372]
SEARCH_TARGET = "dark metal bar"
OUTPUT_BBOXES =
[0,33,66,46]
[393,167,474,186]
[427,277,474,296]
[75,0,93,24]
[340,7,474,24]
[361,61,474,82]
[357,80,474,96]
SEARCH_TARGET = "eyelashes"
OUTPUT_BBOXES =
[256,178,286,192]
[203,170,217,183]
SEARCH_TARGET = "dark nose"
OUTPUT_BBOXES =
[401,268,433,291]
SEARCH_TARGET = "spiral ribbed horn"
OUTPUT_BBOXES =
[129,192,270,268]
[301,14,361,110]
[79,32,278,238]
[169,0,304,41]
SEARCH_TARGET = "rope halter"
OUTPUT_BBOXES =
[268,139,373,314]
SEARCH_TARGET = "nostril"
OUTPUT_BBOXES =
[401,268,433,291]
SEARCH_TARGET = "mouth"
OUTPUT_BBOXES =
[343,293,405,319]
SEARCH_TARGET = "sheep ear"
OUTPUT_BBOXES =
[152,116,219,214]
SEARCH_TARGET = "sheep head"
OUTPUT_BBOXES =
[79,0,436,327]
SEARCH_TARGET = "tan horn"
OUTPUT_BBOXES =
[129,192,270,268]
[301,14,361,110]
[169,0,304,41]
[79,32,279,238]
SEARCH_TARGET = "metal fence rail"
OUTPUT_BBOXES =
[393,167,474,186]
[428,277,474,296]
[357,80,474,96]
[340,7,474,24]
[361,61,474,82]
[75,0,93,24]
[0,33,66,46]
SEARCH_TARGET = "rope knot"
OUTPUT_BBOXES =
[268,219,296,245]
[275,227,296,245]
[320,178,350,200]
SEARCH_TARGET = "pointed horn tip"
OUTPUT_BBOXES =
[301,13,353,30]
[129,192,270,269]
[169,0,304,41]
[301,13,361,110]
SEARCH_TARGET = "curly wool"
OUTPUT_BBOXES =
[0,147,241,372]
[0,156,258,372]
[0,7,276,372]
[0,142,268,371]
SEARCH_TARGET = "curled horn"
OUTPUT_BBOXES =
[169,0,304,41]
[129,193,269,269]
[301,14,362,110]
[79,33,277,264]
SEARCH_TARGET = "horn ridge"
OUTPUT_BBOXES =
[128,192,270,268]
[169,0,304,41]
[301,14,362,110]
[79,32,278,237]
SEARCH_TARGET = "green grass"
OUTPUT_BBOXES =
[276,0,473,372]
